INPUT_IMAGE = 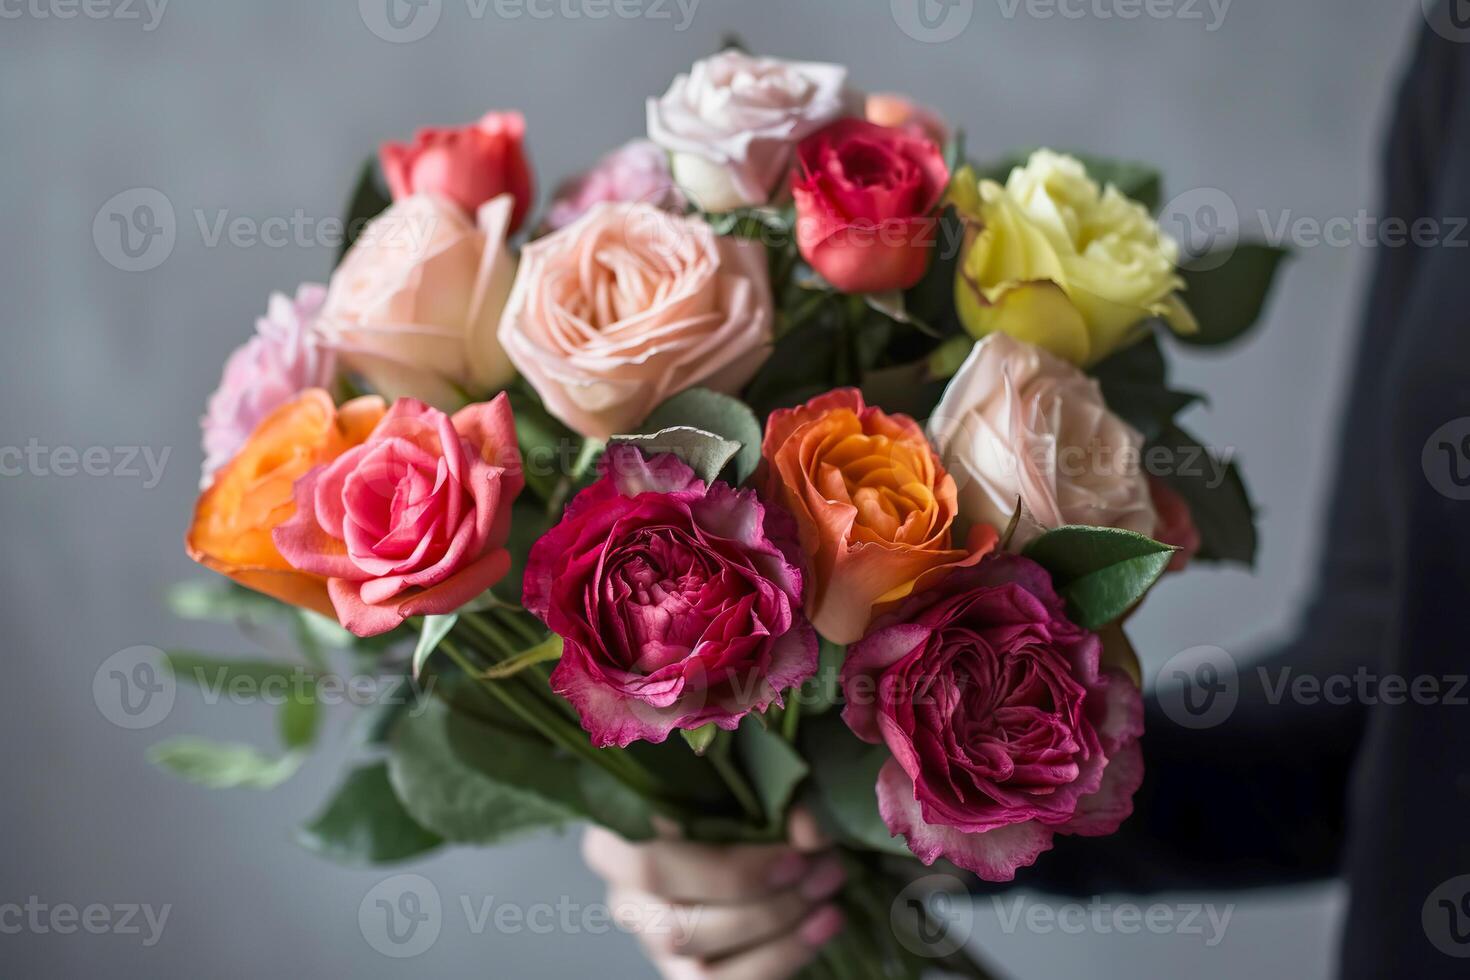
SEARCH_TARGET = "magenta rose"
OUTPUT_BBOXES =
[273,394,524,636]
[525,445,818,748]
[841,554,1144,880]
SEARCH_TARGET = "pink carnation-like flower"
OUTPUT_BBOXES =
[525,445,818,748]
[273,394,524,636]
[543,139,684,233]
[199,284,335,487]
[841,554,1144,881]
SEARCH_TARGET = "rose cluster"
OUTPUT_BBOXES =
[179,45,1270,884]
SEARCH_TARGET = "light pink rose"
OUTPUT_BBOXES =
[647,49,857,212]
[272,394,524,636]
[199,284,335,487]
[543,139,684,233]
[318,193,516,409]
[498,202,774,440]
[927,333,1157,546]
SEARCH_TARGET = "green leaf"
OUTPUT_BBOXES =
[704,205,794,240]
[642,388,764,484]
[610,427,741,486]
[576,764,655,841]
[734,720,809,824]
[278,684,320,750]
[1152,423,1258,565]
[339,157,391,261]
[387,700,580,844]
[796,639,846,717]
[1090,333,1204,441]
[681,723,719,756]
[927,335,973,380]
[1023,525,1175,628]
[508,381,577,503]
[494,499,554,605]
[480,634,563,679]
[412,614,458,679]
[148,737,303,790]
[163,652,309,689]
[298,762,443,865]
[166,580,290,623]
[1176,244,1289,347]
[801,715,911,856]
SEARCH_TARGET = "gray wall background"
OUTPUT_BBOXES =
[1,0,1426,975]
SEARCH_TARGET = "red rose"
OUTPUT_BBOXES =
[791,118,950,294]
[380,111,534,233]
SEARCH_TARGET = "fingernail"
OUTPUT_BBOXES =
[799,905,846,948]
[765,851,809,889]
[799,857,847,901]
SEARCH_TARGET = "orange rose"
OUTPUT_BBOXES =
[186,389,385,618]
[759,388,995,644]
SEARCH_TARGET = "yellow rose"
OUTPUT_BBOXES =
[949,150,1197,366]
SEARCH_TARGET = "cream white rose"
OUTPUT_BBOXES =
[928,332,1157,547]
[318,193,516,408]
[951,150,1196,366]
[647,49,857,212]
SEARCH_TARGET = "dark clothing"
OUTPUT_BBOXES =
[1007,19,1470,978]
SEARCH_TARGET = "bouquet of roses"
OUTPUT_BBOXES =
[162,45,1283,978]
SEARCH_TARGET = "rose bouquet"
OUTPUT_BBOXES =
[161,45,1284,978]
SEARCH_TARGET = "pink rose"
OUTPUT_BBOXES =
[319,194,517,409]
[381,111,534,233]
[543,139,684,233]
[928,333,1157,547]
[498,202,773,440]
[648,49,858,212]
[273,394,524,636]
[842,554,1145,881]
[200,283,335,487]
[524,445,818,748]
[864,92,948,146]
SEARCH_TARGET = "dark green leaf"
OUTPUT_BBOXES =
[1152,423,1258,564]
[800,715,911,856]
[796,640,846,717]
[642,388,764,484]
[278,684,320,749]
[298,762,443,865]
[339,158,391,261]
[1090,333,1204,441]
[610,427,741,486]
[1023,525,1175,628]
[734,719,809,824]
[1177,244,1289,347]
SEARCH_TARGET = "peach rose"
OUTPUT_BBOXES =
[185,389,386,618]
[498,202,773,440]
[759,388,993,644]
[927,333,1157,548]
[864,92,948,146]
[318,193,516,409]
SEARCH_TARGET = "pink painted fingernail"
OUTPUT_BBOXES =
[766,851,809,889]
[799,857,847,901]
[800,905,846,948]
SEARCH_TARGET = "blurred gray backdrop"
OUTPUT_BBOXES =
[1,0,1427,976]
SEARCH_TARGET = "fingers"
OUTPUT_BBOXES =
[583,826,818,904]
[650,905,846,980]
[610,853,848,960]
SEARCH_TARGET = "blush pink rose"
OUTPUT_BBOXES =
[648,49,858,212]
[200,283,336,487]
[864,92,948,146]
[381,111,534,233]
[543,139,684,233]
[273,394,524,636]
[498,202,773,440]
[842,554,1145,881]
[525,445,817,748]
[928,333,1157,547]
[319,194,517,409]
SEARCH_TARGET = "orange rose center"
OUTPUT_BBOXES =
[809,411,940,547]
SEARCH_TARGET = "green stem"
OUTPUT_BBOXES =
[781,698,802,743]
[707,736,763,823]
[460,610,521,654]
